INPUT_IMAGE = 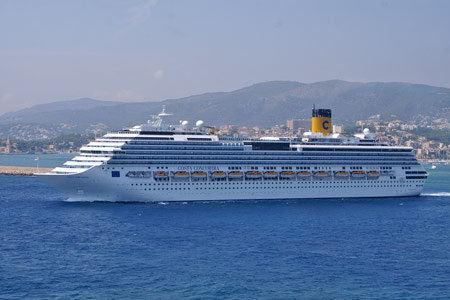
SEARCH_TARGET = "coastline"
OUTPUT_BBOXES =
[0,152,75,155]
[0,166,52,176]
[419,159,450,165]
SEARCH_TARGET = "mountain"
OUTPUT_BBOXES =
[0,98,121,123]
[1,80,449,139]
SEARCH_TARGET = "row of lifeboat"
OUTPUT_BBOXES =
[154,170,381,179]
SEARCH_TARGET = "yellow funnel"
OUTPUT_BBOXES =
[312,108,332,136]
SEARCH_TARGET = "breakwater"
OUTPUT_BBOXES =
[0,166,52,176]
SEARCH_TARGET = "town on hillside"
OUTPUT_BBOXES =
[0,115,449,162]
[219,115,449,162]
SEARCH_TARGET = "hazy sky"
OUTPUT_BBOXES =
[1,0,450,114]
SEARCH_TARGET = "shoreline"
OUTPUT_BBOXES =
[0,153,75,155]
[0,166,52,176]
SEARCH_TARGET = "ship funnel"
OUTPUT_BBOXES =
[312,107,332,136]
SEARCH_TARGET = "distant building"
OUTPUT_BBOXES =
[219,125,238,136]
[357,119,380,126]
[356,120,366,126]
[286,119,311,131]
[296,128,306,136]
[238,126,249,136]
[332,125,344,134]
[5,136,11,154]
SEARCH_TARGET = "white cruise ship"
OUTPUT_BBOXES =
[36,106,427,202]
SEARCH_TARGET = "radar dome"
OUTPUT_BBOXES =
[196,120,204,127]
[363,128,370,135]
[181,120,189,126]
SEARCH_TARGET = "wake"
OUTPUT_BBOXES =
[421,192,450,197]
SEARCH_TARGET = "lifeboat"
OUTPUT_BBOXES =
[263,171,278,178]
[245,171,262,179]
[228,171,243,178]
[154,171,168,178]
[313,171,330,177]
[367,171,380,178]
[297,171,311,178]
[351,170,366,178]
[126,171,152,178]
[191,171,207,178]
[280,170,296,178]
[172,171,190,178]
[334,171,349,177]
[211,171,227,179]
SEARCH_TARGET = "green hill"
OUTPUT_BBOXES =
[1,80,449,138]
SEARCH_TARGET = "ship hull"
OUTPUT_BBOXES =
[36,166,425,202]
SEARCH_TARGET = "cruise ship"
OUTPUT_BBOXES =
[36,106,427,202]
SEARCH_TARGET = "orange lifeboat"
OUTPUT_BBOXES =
[313,171,330,177]
[191,171,207,178]
[263,171,278,178]
[334,171,349,177]
[351,170,366,178]
[367,171,380,178]
[154,171,168,178]
[211,171,227,179]
[228,171,243,178]
[246,171,262,179]
[297,171,311,177]
[280,170,296,178]
[172,171,189,178]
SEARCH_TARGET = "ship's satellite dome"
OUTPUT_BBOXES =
[363,128,370,135]
[196,120,204,127]
[181,120,189,126]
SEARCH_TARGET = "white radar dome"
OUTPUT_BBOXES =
[181,120,189,126]
[196,120,204,127]
[363,128,370,135]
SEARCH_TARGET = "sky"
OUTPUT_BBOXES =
[1,0,450,115]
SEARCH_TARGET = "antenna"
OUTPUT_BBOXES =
[158,105,173,117]
[147,106,173,128]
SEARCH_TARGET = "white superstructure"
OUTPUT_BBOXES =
[36,107,427,202]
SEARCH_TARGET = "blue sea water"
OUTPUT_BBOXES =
[0,154,75,168]
[1,162,450,299]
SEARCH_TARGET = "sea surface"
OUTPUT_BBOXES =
[0,153,75,168]
[1,157,450,299]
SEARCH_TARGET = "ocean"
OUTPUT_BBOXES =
[1,155,450,299]
[0,153,75,168]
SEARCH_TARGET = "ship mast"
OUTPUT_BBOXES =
[148,105,173,128]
